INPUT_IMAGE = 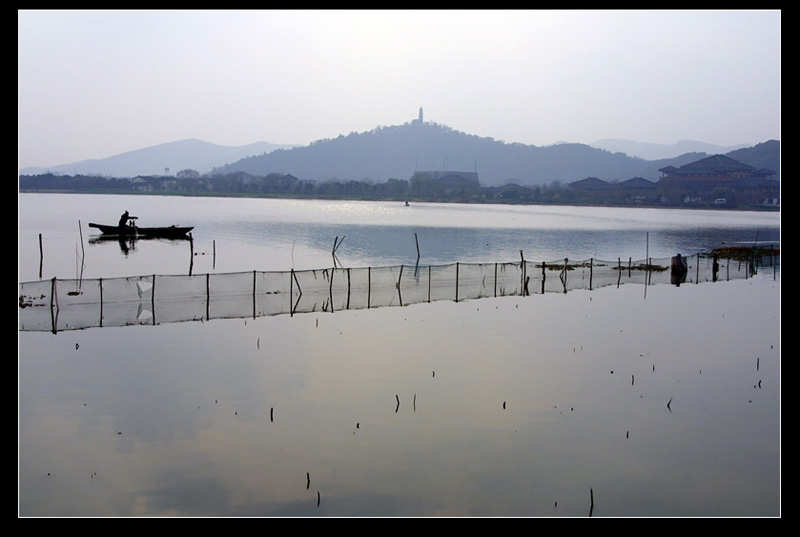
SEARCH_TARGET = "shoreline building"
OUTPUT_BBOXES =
[658,154,778,206]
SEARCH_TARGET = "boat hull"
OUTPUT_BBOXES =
[88,223,193,239]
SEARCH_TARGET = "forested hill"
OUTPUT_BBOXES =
[210,122,779,187]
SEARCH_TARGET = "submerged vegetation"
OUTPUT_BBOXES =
[710,245,780,261]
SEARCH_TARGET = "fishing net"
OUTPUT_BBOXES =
[19,251,775,333]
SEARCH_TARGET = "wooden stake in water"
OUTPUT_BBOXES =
[644,233,649,298]
[414,233,421,276]
[78,220,85,266]
[39,233,43,279]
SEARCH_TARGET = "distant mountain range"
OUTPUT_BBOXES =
[18,122,779,187]
[18,139,299,177]
[210,122,778,186]
[588,139,750,161]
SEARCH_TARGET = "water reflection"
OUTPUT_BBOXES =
[19,273,780,516]
[18,194,781,516]
[89,234,194,257]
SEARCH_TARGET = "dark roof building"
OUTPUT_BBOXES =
[569,176,659,204]
[658,154,778,205]
[569,176,612,190]
[618,176,657,190]
[658,154,775,183]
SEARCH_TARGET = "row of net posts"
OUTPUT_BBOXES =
[19,246,778,333]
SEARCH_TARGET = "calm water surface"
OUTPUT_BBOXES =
[18,193,779,281]
[18,194,780,516]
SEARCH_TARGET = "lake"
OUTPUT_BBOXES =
[18,193,780,516]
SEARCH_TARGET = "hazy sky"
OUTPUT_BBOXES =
[18,9,781,169]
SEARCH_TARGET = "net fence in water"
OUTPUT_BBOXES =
[19,250,777,333]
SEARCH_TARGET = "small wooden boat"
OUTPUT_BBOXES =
[88,222,194,239]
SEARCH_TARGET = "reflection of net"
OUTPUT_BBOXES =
[19,253,773,332]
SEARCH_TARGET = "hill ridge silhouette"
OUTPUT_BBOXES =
[211,122,778,186]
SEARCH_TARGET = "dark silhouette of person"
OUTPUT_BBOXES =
[712,253,720,282]
[670,253,688,286]
[118,210,134,228]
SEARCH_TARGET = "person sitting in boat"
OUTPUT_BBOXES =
[118,210,137,228]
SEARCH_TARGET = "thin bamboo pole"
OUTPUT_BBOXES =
[427,265,431,303]
[455,262,460,302]
[328,268,335,312]
[99,278,104,327]
[494,262,498,298]
[50,277,57,334]
[347,268,351,309]
[397,265,404,307]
